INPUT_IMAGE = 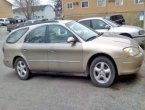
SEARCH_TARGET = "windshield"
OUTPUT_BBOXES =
[65,21,99,41]
[103,18,120,27]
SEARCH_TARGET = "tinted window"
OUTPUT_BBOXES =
[117,15,123,19]
[25,26,46,43]
[110,16,117,21]
[0,19,4,21]
[92,19,108,29]
[47,25,73,43]
[7,28,28,43]
[79,20,91,27]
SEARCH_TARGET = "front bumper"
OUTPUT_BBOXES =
[3,59,13,68]
[133,36,145,45]
[114,52,144,75]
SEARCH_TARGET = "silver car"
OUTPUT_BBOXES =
[79,17,145,45]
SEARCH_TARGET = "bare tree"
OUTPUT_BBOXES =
[14,0,40,19]
[54,0,62,17]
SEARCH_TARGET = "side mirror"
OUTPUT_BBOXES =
[105,25,111,30]
[67,37,76,43]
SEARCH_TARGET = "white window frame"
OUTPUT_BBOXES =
[66,2,73,9]
[97,0,106,7]
[81,1,89,8]
[115,0,123,6]
[135,0,143,4]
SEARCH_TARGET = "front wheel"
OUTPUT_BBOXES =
[14,58,31,80]
[90,56,116,87]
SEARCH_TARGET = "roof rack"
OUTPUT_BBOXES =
[40,19,59,24]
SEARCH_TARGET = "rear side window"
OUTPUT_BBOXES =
[118,15,123,19]
[79,20,91,27]
[6,28,28,43]
[110,16,117,21]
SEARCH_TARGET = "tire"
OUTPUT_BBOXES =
[14,57,31,80]
[90,56,116,87]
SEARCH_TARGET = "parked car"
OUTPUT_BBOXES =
[8,18,17,24]
[0,18,10,26]
[24,19,43,26]
[7,19,43,32]
[78,17,145,45]
[3,20,144,87]
[105,14,125,25]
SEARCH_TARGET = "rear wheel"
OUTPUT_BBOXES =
[14,58,31,80]
[90,56,116,87]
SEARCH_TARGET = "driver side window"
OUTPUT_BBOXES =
[92,19,108,29]
[47,25,74,43]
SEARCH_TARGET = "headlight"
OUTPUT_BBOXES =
[123,47,140,57]
[139,30,145,35]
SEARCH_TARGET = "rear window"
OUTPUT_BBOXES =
[6,28,28,43]
[110,15,123,20]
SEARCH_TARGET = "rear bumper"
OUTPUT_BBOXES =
[114,52,144,75]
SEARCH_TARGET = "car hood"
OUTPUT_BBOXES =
[111,25,143,32]
[92,33,139,47]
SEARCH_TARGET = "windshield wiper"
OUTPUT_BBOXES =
[86,36,97,41]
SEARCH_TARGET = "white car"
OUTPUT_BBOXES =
[0,18,10,26]
[79,17,145,45]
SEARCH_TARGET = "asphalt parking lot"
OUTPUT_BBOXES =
[0,26,145,110]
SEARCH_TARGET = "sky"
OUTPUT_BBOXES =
[7,0,53,5]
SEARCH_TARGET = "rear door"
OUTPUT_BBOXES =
[22,25,49,71]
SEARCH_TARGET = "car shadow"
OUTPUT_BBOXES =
[32,72,91,84]
[110,74,140,90]
[5,71,141,88]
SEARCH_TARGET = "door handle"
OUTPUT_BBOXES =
[48,50,55,53]
[23,49,27,51]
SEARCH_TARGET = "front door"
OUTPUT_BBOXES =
[46,24,83,73]
[91,19,109,33]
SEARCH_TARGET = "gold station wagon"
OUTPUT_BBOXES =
[3,20,144,87]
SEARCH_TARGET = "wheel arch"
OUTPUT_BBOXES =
[86,53,118,76]
[120,33,132,38]
[13,56,28,68]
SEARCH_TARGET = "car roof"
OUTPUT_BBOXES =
[0,18,8,19]
[79,17,104,21]
[106,14,123,17]
[16,20,73,30]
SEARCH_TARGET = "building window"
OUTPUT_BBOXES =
[115,0,123,6]
[135,0,143,4]
[81,1,89,8]
[67,2,73,9]
[97,0,106,7]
